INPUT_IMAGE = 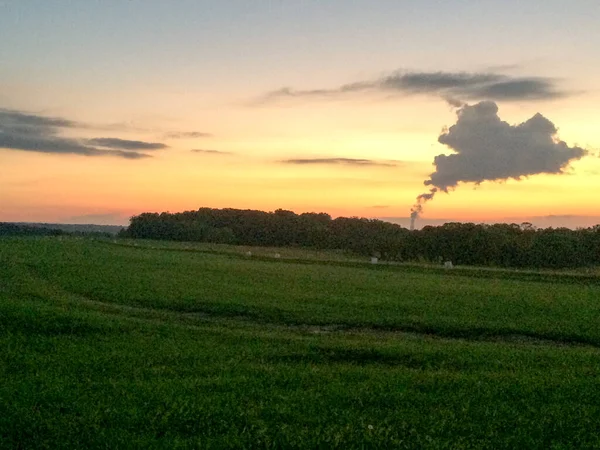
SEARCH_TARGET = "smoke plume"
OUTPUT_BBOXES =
[410,101,587,227]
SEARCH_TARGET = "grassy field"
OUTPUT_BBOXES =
[114,238,365,262]
[2,237,600,449]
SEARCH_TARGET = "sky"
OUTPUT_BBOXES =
[1,0,599,228]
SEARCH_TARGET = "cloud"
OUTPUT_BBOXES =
[410,101,588,220]
[191,149,233,155]
[0,108,152,159]
[0,133,149,159]
[445,97,465,108]
[281,158,397,167]
[0,108,80,129]
[259,70,565,104]
[87,137,167,150]
[430,101,587,190]
[165,131,213,139]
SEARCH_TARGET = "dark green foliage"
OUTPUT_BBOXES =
[119,208,600,269]
[0,222,66,237]
[0,222,113,238]
[120,208,408,256]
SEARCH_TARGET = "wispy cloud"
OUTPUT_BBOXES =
[87,137,167,150]
[165,131,213,139]
[0,108,80,129]
[191,149,233,155]
[0,133,149,158]
[91,123,214,140]
[280,158,397,167]
[0,108,154,159]
[257,70,566,105]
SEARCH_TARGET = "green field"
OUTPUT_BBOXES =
[2,237,600,449]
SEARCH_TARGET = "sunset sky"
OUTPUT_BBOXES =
[1,0,599,228]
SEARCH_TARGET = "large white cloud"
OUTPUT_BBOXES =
[429,101,587,190]
[410,101,588,223]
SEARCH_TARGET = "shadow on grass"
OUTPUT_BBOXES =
[270,347,460,370]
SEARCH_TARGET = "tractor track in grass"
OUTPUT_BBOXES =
[20,267,600,351]
[9,245,600,350]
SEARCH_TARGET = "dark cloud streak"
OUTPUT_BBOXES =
[260,70,565,104]
[87,137,167,150]
[0,133,150,159]
[165,131,213,139]
[0,108,80,129]
[281,158,397,167]
[0,108,152,159]
[191,149,233,155]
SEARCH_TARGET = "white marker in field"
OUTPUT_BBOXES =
[444,261,453,269]
[371,257,378,264]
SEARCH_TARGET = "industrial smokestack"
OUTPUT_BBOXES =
[410,188,436,229]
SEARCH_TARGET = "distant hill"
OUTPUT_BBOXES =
[10,222,124,235]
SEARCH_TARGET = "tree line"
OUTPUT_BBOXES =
[0,222,112,238]
[118,208,600,269]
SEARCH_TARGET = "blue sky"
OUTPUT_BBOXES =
[3,0,598,90]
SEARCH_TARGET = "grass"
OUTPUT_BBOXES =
[1,237,600,448]
[113,238,366,262]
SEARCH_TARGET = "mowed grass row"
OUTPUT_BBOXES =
[1,237,600,448]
